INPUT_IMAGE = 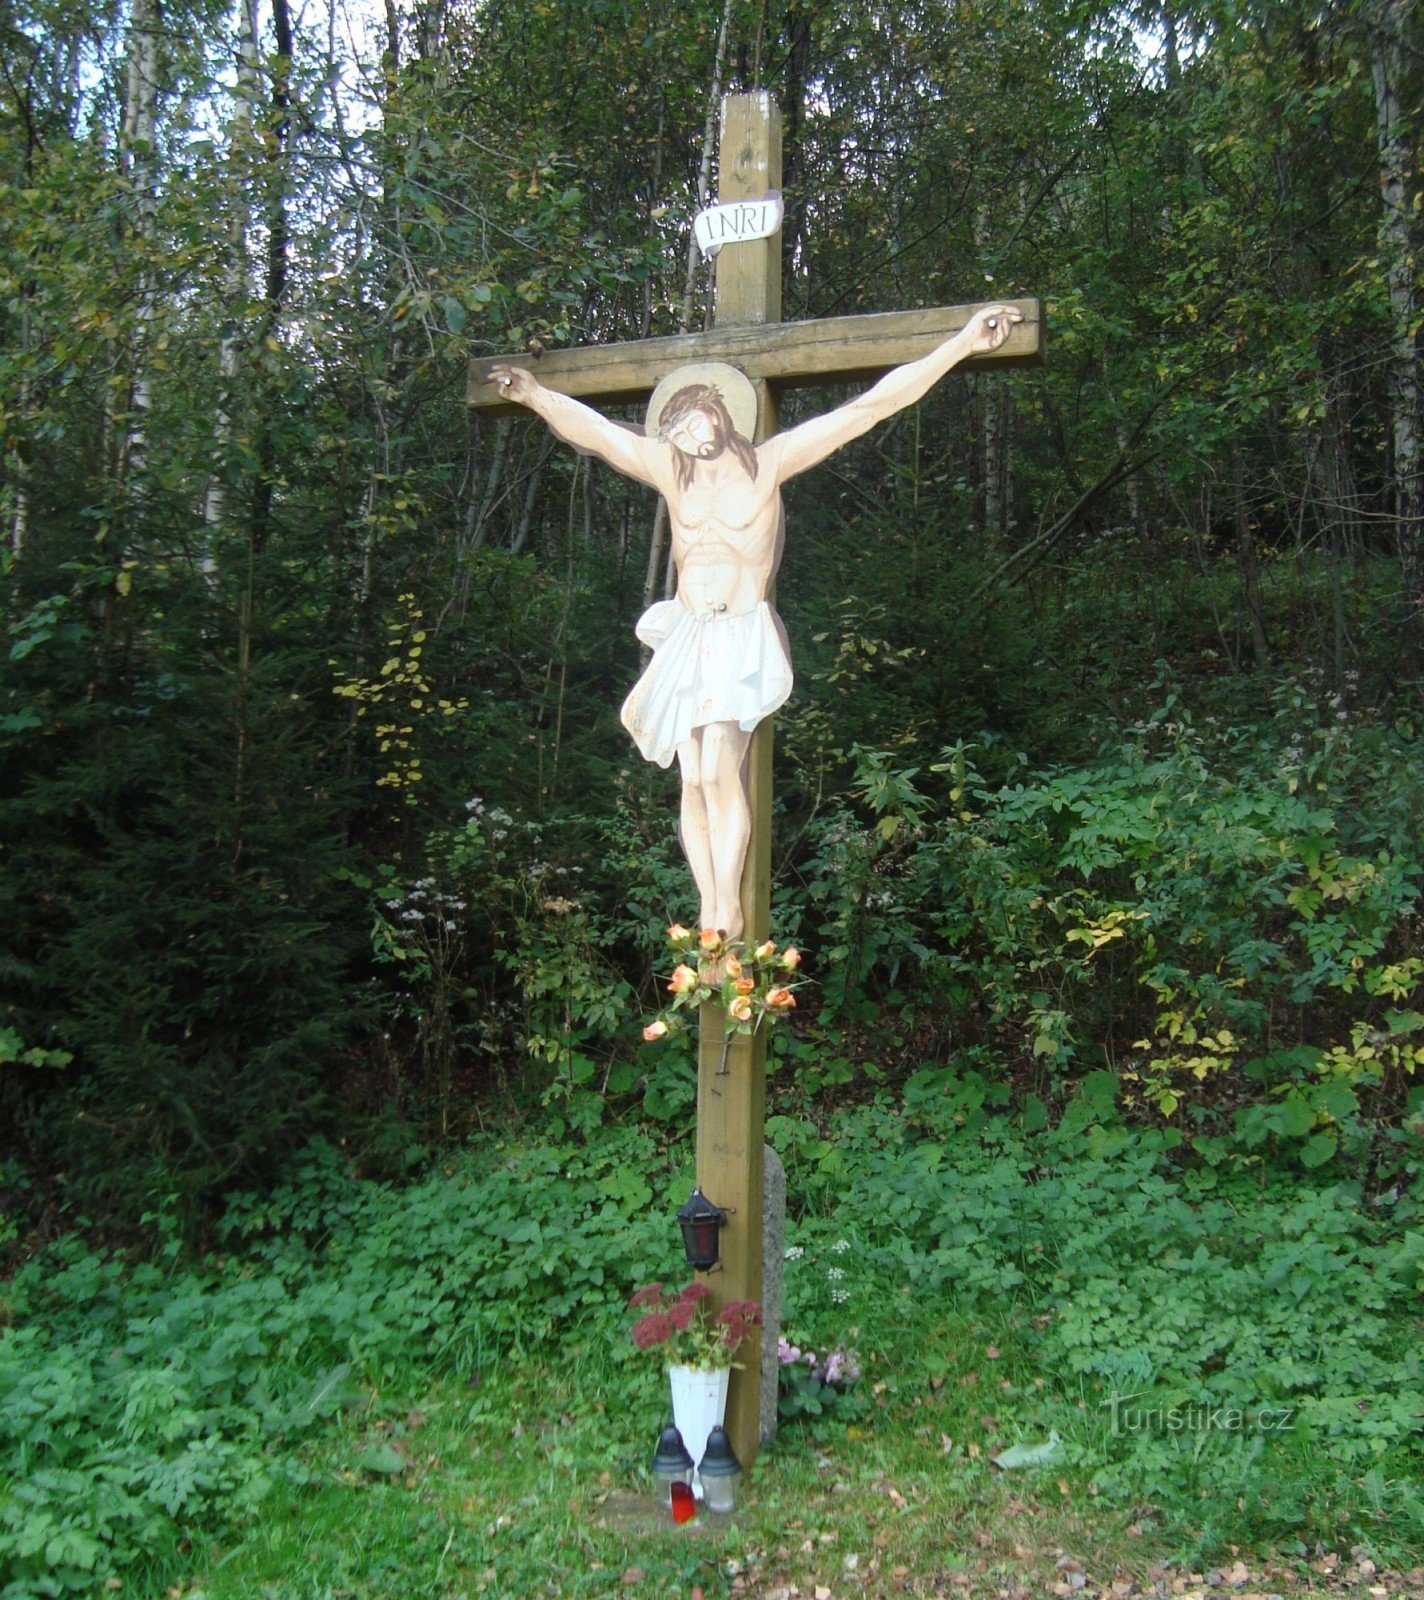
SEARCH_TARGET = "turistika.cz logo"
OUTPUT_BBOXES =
[1102,1393,1297,1436]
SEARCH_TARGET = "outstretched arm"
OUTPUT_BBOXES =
[489,365,665,489]
[765,305,1024,483]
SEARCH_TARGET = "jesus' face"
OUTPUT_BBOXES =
[664,405,724,460]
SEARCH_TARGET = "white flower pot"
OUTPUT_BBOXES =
[667,1363,730,1497]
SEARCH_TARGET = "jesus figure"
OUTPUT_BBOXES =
[489,302,1021,939]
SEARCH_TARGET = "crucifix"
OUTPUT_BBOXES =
[468,92,1043,1474]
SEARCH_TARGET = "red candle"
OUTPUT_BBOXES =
[670,1481,696,1524]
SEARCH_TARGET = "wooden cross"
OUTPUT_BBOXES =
[468,92,1043,1474]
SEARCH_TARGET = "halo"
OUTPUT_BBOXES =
[646,362,759,444]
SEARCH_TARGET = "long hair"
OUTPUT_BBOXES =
[659,384,759,490]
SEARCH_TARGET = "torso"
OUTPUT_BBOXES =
[663,449,783,615]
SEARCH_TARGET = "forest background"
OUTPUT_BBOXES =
[3,0,1420,1219]
[2,0,1424,1592]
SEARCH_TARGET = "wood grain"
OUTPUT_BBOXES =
[466,298,1043,412]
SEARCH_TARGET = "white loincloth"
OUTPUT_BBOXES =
[619,598,794,769]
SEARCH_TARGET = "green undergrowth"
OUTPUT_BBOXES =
[3,1107,1423,1597]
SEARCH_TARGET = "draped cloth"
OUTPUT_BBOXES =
[619,598,794,769]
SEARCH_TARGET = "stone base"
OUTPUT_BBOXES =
[760,1143,786,1445]
[593,1492,741,1536]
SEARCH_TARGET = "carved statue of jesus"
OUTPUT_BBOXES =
[490,303,1021,938]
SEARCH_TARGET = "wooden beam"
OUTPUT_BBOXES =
[694,89,779,1482]
[466,297,1043,413]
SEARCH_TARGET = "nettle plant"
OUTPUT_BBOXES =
[642,924,805,1071]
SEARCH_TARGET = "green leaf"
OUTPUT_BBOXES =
[992,1431,1062,1469]
[443,296,468,334]
[354,1443,406,1475]
[1278,1091,1315,1138]
[1299,1131,1338,1169]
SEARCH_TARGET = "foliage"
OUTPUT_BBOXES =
[0,1127,683,1595]
[0,0,1420,1221]
[2,1106,1422,1595]
[786,679,1424,1175]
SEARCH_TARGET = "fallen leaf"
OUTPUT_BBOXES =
[621,1569,646,1586]
[987,1345,1001,1359]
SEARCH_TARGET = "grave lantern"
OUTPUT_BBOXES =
[697,1424,742,1513]
[677,1187,727,1271]
[650,1423,695,1499]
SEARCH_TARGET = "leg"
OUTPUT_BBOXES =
[699,720,754,939]
[677,737,718,931]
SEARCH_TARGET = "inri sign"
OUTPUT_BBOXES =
[693,192,784,259]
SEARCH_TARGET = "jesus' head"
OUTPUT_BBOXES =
[658,383,758,489]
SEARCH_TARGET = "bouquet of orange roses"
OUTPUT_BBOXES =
[641,924,804,1067]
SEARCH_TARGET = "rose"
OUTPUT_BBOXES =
[667,923,693,943]
[699,927,723,954]
[668,963,698,995]
[729,994,753,1023]
[734,976,755,995]
[779,946,802,970]
[766,987,796,1011]
[724,954,743,979]
[754,940,776,960]
[643,1018,669,1041]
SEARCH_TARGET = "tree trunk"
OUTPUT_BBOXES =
[1232,444,1270,667]
[249,0,293,557]
[983,379,1004,543]
[779,0,813,311]
[1369,0,1422,682]
[119,0,159,487]
[204,0,259,542]
[9,302,32,558]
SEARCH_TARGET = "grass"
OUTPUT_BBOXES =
[7,1116,1423,1599]
[167,1307,1421,1600]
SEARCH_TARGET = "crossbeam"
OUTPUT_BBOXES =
[466,298,1043,414]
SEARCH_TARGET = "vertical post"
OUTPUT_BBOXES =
[695,90,781,1478]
